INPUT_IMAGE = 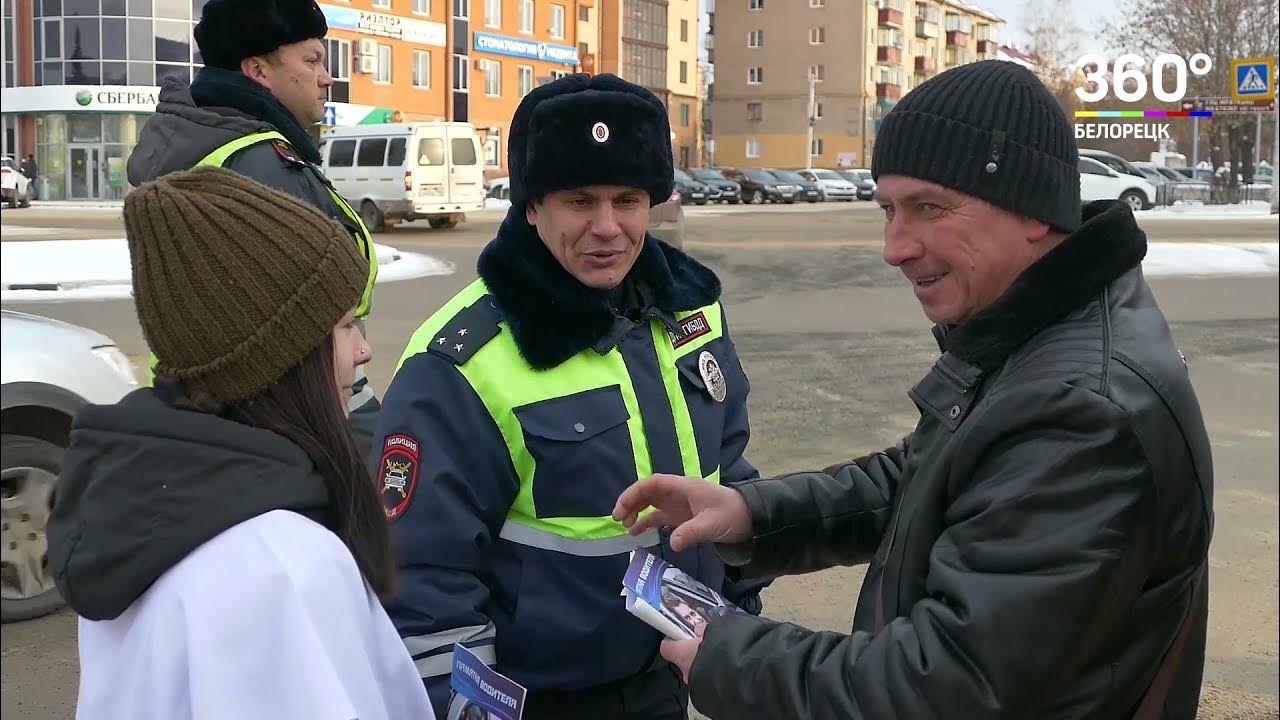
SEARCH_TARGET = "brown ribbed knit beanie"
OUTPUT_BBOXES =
[123,166,369,404]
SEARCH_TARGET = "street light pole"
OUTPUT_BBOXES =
[806,72,815,170]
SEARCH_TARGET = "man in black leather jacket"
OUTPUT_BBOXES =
[613,60,1214,720]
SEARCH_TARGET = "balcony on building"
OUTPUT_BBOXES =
[915,55,936,74]
[878,0,905,28]
[877,27,904,65]
[876,68,903,99]
[975,24,998,58]
[915,4,940,38]
[944,14,972,47]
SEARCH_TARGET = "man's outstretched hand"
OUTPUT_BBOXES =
[612,474,754,552]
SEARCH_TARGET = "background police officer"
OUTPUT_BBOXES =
[374,73,768,720]
[125,0,381,453]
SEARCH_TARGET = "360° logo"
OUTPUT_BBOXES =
[1075,53,1213,103]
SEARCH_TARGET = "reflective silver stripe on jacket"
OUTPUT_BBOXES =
[404,622,497,679]
[498,522,660,557]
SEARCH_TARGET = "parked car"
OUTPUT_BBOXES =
[2,311,137,623]
[1,156,32,209]
[836,168,877,200]
[1080,148,1149,182]
[722,167,797,204]
[672,168,711,205]
[766,169,822,203]
[1133,161,1210,204]
[320,122,486,232]
[1079,156,1157,211]
[649,189,685,249]
[794,168,858,201]
[689,168,742,204]
[486,175,510,200]
[1170,166,1215,183]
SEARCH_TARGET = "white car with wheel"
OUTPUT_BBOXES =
[2,311,137,623]
[1079,156,1156,212]
[1,156,32,209]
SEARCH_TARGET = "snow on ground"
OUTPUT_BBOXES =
[1,239,454,303]
[1142,243,1278,277]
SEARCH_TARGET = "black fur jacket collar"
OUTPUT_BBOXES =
[477,208,722,369]
[937,199,1148,370]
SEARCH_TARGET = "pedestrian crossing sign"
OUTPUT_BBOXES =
[1231,58,1274,102]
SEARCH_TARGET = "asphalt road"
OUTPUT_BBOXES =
[2,202,1277,718]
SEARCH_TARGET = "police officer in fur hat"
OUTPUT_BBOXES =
[374,73,770,720]
[126,0,383,458]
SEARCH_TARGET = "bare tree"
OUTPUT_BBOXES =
[1022,0,1084,115]
[1109,0,1279,202]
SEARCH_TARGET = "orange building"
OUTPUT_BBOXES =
[317,0,450,125]
[459,0,582,178]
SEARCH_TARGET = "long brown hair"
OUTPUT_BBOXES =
[170,334,394,597]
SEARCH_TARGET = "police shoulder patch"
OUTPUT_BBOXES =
[427,295,504,366]
[379,434,420,521]
[270,139,307,168]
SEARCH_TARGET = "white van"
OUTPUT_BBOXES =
[320,122,486,232]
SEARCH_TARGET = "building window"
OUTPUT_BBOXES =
[452,54,469,90]
[372,0,389,8]
[519,65,534,96]
[679,60,688,84]
[519,0,534,33]
[679,103,690,126]
[453,0,468,18]
[551,4,565,39]
[413,0,429,13]
[680,19,688,42]
[484,131,500,168]
[809,64,824,81]
[747,102,762,121]
[809,0,825,5]
[747,29,762,47]
[749,0,763,9]
[326,38,351,103]
[809,26,825,44]
[814,101,824,118]
[747,66,763,84]
[917,3,940,23]
[413,50,430,88]
[376,44,392,83]
[550,69,569,80]
[810,138,823,155]
[746,139,761,158]
[484,59,501,96]
[622,38,666,89]
[485,0,500,26]
[579,5,589,21]
[945,13,971,33]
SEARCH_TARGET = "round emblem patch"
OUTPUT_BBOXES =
[698,350,727,403]
[591,122,610,143]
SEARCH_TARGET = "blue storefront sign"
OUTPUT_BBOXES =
[473,31,579,66]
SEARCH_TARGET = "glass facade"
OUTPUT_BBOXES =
[34,112,146,199]
[32,0,204,86]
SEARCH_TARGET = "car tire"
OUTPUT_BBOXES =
[360,200,386,233]
[1,434,65,624]
[751,190,764,205]
[1120,190,1146,213]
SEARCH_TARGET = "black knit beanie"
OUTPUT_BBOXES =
[124,166,368,404]
[872,60,1080,232]
[507,73,675,211]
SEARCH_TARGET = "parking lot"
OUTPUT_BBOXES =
[2,201,1278,718]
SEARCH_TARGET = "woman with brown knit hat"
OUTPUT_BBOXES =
[46,166,435,720]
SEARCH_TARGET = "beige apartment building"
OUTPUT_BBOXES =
[709,0,1003,171]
